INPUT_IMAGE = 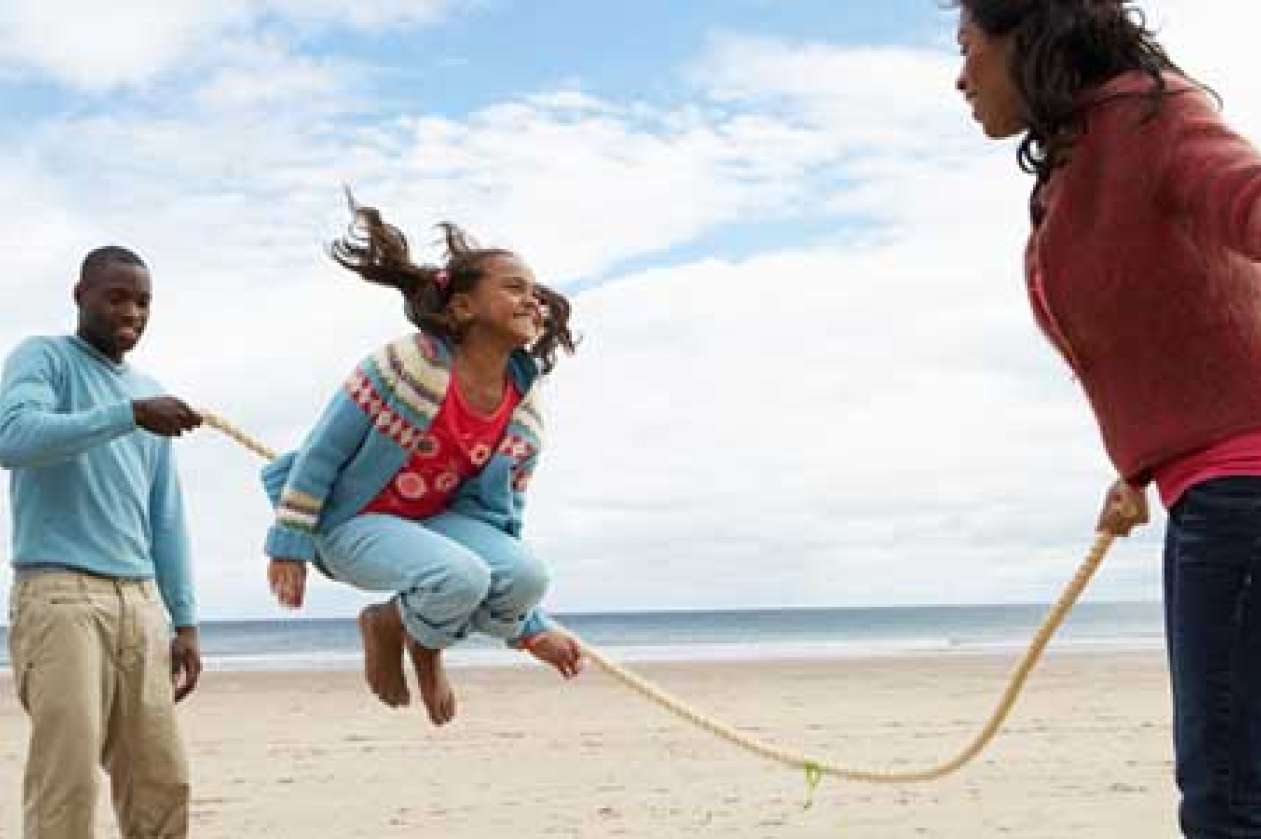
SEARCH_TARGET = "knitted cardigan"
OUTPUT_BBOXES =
[1026,71,1261,482]
[262,331,545,564]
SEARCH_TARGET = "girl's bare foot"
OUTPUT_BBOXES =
[357,602,410,708]
[406,641,456,726]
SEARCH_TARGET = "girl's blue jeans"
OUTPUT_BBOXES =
[1166,476,1261,838]
[316,512,550,650]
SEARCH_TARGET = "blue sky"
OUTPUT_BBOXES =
[0,0,1248,620]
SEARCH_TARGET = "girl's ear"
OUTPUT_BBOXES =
[447,292,475,330]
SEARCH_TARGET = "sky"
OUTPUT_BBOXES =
[0,0,1255,620]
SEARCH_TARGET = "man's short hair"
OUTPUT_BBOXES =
[80,246,147,283]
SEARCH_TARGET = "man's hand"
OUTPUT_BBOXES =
[133,397,202,437]
[170,626,202,703]
[1097,478,1150,536]
[521,629,584,679]
[268,558,307,608]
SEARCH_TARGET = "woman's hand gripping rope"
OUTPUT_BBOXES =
[1097,478,1149,536]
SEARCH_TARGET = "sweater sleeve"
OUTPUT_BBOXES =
[264,373,374,563]
[150,439,197,627]
[509,608,554,647]
[1159,89,1261,261]
[0,338,137,468]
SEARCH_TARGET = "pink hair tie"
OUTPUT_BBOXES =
[434,269,450,290]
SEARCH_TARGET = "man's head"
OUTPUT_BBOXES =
[74,246,152,363]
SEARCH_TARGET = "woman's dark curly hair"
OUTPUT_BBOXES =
[952,0,1202,199]
[329,192,575,373]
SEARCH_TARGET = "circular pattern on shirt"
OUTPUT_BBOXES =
[435,471,460,493]
[470,442,492,467]
[395,472,428,500]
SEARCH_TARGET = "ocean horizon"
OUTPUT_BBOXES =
[0,601,1165,671]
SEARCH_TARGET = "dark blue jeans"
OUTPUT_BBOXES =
[1166,476,1261,838]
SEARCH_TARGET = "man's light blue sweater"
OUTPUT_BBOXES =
[0,335,196,626]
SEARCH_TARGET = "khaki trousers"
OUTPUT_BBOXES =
[7,571,189,839]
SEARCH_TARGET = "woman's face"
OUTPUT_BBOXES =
[956,10,1026,139]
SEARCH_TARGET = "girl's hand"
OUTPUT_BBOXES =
[521,629,584,679]
[268,558,308,608]
[1096,478,1149,536]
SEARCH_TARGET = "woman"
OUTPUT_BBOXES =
[954,1,1261,835]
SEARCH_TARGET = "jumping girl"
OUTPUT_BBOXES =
[263,197,582,725]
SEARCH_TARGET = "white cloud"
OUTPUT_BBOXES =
[194,38,345,111]
[692,35,964,146]
[0,0,458,91]
[0,1,244,90]
[1145,0,1261,134]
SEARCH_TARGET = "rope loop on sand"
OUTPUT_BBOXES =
[200,409,1116,785]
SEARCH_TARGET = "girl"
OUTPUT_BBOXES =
[954,1,1261,834]
[263,198,582,725]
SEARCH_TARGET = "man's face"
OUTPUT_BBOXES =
[75,261,152,361]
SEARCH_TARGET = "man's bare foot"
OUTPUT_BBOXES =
[357,602,410,708]
[406,641,456,726]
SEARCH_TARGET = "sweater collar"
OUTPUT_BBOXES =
[69,334,129,374]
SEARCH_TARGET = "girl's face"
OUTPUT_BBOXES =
[956,10,1026,139]
[455,254,543,348]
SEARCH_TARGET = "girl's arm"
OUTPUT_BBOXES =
[1159,89,1261,260]
[264,371,374,563]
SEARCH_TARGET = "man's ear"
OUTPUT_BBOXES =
[72,281,84,305]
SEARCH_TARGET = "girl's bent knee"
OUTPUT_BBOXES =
[502,556,550,612]
[446,562,493,610]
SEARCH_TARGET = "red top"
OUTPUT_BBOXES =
[1152,429,1261,508]
[1025,71,1261,483]
[361,374,521,521]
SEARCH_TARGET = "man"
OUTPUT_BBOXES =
[0,246,203,838]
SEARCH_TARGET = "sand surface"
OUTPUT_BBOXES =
[0,651,1177,837]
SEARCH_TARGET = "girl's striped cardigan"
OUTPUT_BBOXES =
[262,331,545,565]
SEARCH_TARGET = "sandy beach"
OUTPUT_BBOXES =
[0,650,1177,838]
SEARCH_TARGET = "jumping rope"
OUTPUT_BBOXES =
[200,410,1119,796]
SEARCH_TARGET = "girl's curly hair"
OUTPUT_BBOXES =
[329,193,575,373]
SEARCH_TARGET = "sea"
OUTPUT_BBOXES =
[0,601,1164,671]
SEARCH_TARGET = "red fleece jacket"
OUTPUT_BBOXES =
[1026,71,1261,483]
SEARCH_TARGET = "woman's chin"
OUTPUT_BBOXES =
[982,116,1025,140]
